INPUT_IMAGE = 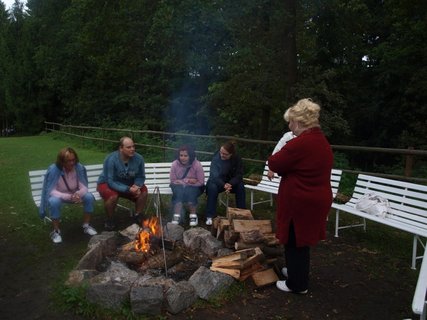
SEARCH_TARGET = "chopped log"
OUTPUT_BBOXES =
[251,268,279,287]
[120,240,137,252]
[216,218,230,240]
[239,262,265,281]
[241,247,264,269]
[261,246,284,257]
[117,250,147,265]
[210,266,241,279]
[224,229,240,247]
[139,248,183,271]
[232,219,272,234]
[212,250,249,264]
[262,233,279,246]
[235,240,265,251]
[226,207,253,222]
[240,229,265,243]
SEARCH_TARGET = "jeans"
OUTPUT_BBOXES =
[48,192,95,219]
[205,180,246,218]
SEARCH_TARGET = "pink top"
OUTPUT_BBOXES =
[169,159,205,187]
[50,169,88,201]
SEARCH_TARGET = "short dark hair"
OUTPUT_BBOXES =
[222,140,236,155]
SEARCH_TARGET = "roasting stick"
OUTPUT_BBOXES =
[152,186,168,277]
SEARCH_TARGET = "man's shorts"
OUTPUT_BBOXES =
[97,183,147,201]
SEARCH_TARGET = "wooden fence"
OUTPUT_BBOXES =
[44,121,427,184]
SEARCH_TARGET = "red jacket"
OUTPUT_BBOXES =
[268,127,333,246]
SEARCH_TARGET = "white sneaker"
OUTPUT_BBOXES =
[50,230,62,244]
[189,214,198,227]
[276,280,307,294]
[83,224,98,236]
[206,217,213,226]
[171,214,180,225]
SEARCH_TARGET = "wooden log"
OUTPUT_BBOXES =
[117,250,147,265]
[240,229,265,243]
[251,268,279,287]
[232,219,272,234]
[210,266,241,279]
[226,207,253,222]
[224,229,240,247]
[216,218,230,240]
[262,233,279,246]
[139,248,183,271]
[235,240,265,251]
[241,247,264,269]
[239,262,265,281]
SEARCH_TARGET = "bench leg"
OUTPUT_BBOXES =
[413,235,418,270]
[250,191,254,210]
[335,210,340,237]
[269,193,273,207]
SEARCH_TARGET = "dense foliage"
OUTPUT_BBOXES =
[0,0,426,149]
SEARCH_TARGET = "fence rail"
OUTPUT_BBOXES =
[44,121,427,184]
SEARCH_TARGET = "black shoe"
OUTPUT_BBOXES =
[104,220,116,231]
[133,213,145,225]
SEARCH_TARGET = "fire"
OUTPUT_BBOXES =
[134,216,161,252]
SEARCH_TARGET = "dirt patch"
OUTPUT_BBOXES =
[0,213,418,320]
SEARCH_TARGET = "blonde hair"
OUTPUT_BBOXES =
[284,98,321,128]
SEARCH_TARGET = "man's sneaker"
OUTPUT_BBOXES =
[104,220,116,231]
[50,230,62,244]
[171,214,180,225]
[189,214,198,227]
[281,267,288,278]
[206,217,213,226]
[83,224,98,236]
[276,280,308,294]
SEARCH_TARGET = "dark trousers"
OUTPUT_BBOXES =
[285,222,310,292]
[205,180,246,217]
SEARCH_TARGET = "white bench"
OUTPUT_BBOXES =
[413,249,427,319]
[244,164,343,210]
[332,174,427,269]
[29,161,212,218]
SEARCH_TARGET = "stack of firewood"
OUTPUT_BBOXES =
[210,207,280,286]
[213,207,279,250]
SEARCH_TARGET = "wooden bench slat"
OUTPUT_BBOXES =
[245,164,342,210]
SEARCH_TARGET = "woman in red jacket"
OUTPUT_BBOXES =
[268,98,333,294]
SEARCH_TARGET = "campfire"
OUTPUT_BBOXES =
[134,216,162,253]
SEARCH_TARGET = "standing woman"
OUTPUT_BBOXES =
[169,145,205,226]
[268,98,333,294]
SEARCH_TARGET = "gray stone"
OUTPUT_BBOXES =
[217,248,234,257]
[183,227,223,257]
[76,242,104,270]
[119,224,140,241]
[90,261,139,287]
[88,231,117,255]
[163,223,184,241]
[86,282,130,309]
[188,266,234,300]
[130,285,164,315]
[66,269,99,286]
[165,281,197,314]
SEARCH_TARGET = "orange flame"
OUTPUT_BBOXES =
[134,216,161,252]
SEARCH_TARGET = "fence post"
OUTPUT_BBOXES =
[405,146,414,178]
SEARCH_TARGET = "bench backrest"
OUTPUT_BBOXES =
[29,162,212,207]
[256,164,342,198]
[347,174,427,231]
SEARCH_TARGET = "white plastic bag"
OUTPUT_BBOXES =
[355,192,390,218]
